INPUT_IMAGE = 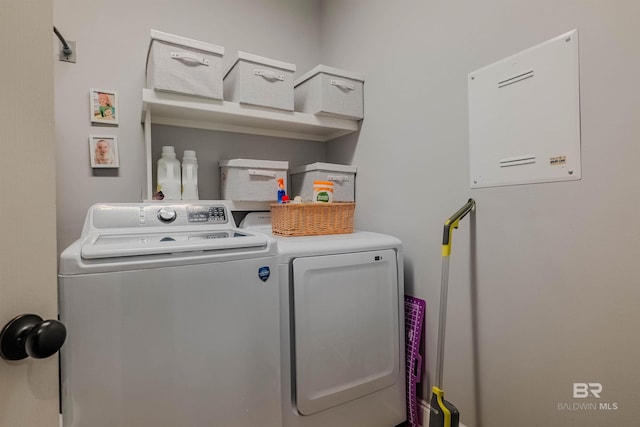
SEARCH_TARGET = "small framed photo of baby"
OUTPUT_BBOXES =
[90,88,118,125]
[89,135,119,168]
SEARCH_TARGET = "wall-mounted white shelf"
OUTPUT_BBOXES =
[141,88,360,200]
[141,88,358,142]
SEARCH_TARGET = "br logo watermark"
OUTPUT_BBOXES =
[573,382,602,398]
[557,382,618,411]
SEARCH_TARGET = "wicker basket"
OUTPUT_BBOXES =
[270,202,355,236]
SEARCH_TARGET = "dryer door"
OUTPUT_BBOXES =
[292,249,400,415]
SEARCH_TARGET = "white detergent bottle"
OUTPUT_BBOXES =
[157,146,181,200]
[181,150,199,200]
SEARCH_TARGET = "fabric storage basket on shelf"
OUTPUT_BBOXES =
[294,65,365,120]
[223,51,296,111]
[270,202,355,236]
[146,29,225,100]
[220,159,289,201]
[290,162,357,202]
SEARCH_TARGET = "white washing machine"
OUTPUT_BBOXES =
[59,202,282,427]
[242,213,407,427]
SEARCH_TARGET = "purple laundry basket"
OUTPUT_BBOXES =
[405,295,426,427]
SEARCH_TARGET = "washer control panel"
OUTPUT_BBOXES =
[91,202,232,229]
[187,205,227,223]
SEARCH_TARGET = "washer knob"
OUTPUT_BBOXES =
[157,207,177,223]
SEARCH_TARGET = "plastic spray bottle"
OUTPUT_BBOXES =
[277,178,287,203]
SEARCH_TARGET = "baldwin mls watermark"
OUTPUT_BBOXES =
[557,383,619,411]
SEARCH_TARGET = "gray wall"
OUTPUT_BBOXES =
[54,0,323,252]
[321,1,640,426]
[54,0,640,425]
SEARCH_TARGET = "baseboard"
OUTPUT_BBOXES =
[418,399,468,427]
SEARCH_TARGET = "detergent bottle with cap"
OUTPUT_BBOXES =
[313,180,334,203]
[181,150,199,200]
[156,146,181,200]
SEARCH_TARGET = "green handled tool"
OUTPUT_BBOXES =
[429,198,475,427]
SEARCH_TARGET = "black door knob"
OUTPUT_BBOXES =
[0,314,66,360]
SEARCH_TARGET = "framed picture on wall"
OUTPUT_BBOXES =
[90,88,118,125]
[89,135,119,168]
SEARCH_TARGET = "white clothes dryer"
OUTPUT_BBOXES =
[242,213,407,427]
[59,203,282,427]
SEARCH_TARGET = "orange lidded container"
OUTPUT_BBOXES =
[312,180,334,203]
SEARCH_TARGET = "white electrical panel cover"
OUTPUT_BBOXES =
[468,29,581,188]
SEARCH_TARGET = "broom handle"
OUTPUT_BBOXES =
[434,256,450,389]
[434,198,475,390]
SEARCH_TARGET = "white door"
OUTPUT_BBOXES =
[0,1,59,427]
[292,250,400,415]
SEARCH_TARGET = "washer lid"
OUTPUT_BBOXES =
[81,229,267,259]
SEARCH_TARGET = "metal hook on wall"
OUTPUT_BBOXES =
[54,26,76,63]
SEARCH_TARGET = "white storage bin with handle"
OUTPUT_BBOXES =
[290,162,357,202]
[294,65,365,120]
[223,51,296,111]
[146,29,225,100]
[220,159,289,201]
